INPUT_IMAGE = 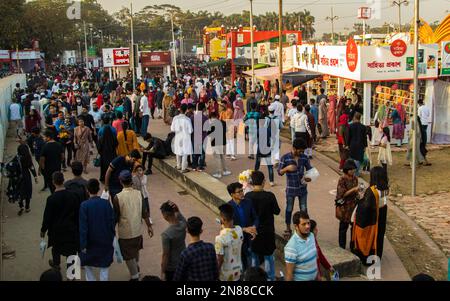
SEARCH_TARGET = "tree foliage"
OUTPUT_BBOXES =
[0,1,316,60]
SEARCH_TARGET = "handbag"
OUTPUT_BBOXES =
[335,199,346,221]
[93,154,100,167]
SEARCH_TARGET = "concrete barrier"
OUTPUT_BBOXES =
[140,137,363,278]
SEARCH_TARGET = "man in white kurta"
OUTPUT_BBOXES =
[171,104,193,172]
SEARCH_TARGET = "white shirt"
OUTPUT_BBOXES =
[9,103,22,121]
[89,109,103,127]
[291,111,311,135]
[287,108,298,120]
[418,105,431,125]
[268,101,285,122]
[140,95,150,116]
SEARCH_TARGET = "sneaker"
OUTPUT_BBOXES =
[212,173,223,179]
[144,170,153,175]
[248,155,255,160]
[18,209,24,216]
[231,156,237,161]
[222,171,232,176]
[25,208,31,213]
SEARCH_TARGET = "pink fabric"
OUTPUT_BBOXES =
[327,95,337,134]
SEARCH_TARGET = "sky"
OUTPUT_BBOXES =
[96,0,450,36]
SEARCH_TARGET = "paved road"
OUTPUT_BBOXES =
[147,118,410,281]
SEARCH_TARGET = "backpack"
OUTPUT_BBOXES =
[3,156,23,203]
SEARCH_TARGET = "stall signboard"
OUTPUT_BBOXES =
[361,43,439,81]
[294,44,362,81]
[102,48,130,67]
[0,50,10,61]
[235,46,257,59]
[294,43,439,82]
[11,51,40,60]
[441,41,450,76]
[257,42,270,64]
[210,38,227,59]
[141,51,171,67]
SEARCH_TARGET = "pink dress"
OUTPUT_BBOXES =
[327,95,337,134]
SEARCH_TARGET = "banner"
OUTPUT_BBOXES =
[210,38,227,59]
[441,41,450,76]
[141,51,171,67]
[0,50,10,61]
[102,48,130,67]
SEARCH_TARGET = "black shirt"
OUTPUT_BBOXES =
[244,190,280,255]
[40,141,63,173]
[348,122,367,162]
[109,156,134,190]
[78,113,96,131]
[207,119,226,147]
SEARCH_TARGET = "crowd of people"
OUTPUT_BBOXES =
[3,61,431,282]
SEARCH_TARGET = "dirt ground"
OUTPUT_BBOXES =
[321,147,450,196]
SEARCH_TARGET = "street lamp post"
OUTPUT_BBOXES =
[278,0,283,94]
[170,12,178,79]
[392,1,409,33]
[326,7,339,44]
[130,2,136,90]
[83,20,89,68]
[411,0,419,196]
[250,0,255,92]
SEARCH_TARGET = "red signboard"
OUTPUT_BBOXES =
[390,39,407,57]
[346,38,358,72]
[113,49,130,66]
[141,51,171,67]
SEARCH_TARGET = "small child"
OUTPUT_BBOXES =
[132,165,152,224]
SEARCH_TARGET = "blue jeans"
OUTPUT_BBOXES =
[251,253,275,281]
[352,158,362,177]
[286,192,308,225]
[255,156,274,183]
[141,115,150,137]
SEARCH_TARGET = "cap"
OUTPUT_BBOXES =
[119,170,132,182]
[275,95,281,100]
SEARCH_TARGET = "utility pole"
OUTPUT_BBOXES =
[170,12,178,79]
[411,0,419,196]
[99,30,104,45]
[326,7,339,44]
[392,1,409,32]
[130,2,136,90]
[89,25,93,48]
[278,0,283,94]
[250,0,255,92]
[83,20,89,69]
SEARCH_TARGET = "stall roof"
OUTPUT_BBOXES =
[283,70,322,86]
[207,58,229,67]
[233,57,258,66]
[243,66,296,81]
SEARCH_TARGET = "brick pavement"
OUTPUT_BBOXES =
[391,193,450,257]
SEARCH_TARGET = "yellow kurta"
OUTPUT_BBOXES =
[117,130,140,157]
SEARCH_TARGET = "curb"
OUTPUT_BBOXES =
[140,137,363,278]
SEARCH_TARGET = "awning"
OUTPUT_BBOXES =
[243,66,296,81]
[243,67,321,84]
[233,57,258,66]
[283,70,322,86]
[207,59,229,67]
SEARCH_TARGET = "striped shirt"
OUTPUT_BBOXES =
[284,232,318,281]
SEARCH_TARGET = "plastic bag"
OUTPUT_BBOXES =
[304,167,320,182]
[40,239,47,259]
[101,190,110,201]
[113,237,123,264]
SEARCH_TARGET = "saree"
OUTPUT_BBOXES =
[74,126,92,165]
[351,186,379,263]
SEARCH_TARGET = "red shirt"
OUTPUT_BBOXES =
[96,94,103,108]
[148,91,156,109]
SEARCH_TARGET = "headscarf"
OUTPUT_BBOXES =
[396,100,406,122]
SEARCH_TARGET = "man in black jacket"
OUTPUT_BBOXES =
[142,133,167,175]
[348,112,367,177]
[207,111,231,179]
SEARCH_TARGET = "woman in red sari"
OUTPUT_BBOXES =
[327,94,337,134]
